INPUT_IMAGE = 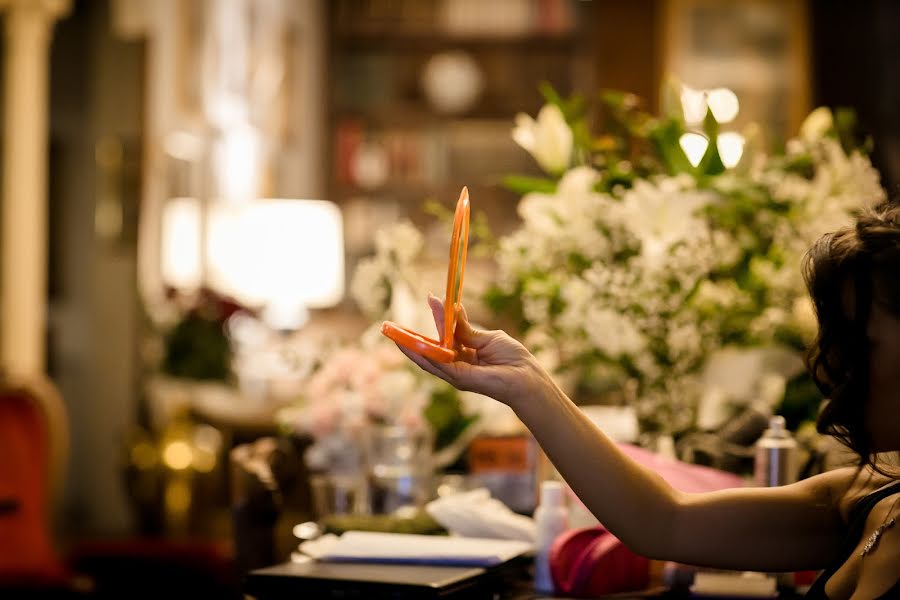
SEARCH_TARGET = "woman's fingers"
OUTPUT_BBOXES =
[427,294,445,342]
[428,296,485,360]
[397,344,454,383]
[455,345,478,364]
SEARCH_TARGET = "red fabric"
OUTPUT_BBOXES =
[550,526,650,597]
[0,392,66,584]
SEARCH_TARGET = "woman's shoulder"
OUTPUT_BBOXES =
[818,466,900,524]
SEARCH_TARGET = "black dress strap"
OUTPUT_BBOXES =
[805,480,900,599]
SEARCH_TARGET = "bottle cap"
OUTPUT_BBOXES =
[540,480,565,507]
[764,415,789,438]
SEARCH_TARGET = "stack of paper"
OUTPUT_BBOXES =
[299,531,532,567]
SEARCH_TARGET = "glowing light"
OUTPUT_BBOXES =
[680,85,708,125]
[207,199,345,330]
[212,124,261,204]
[679,133,709,168]
[191,425,222,473]
[163,440,194,470]
[707,88,740,123]
[717,132,745,168]
[164,131,204,162]
[160,198,202,290]
[192,450,217,473]
[165,479,192,513]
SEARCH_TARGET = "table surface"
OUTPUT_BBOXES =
[244,558,687,600]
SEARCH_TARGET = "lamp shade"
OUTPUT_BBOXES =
[207,199,345,328]
[160,198,345,329]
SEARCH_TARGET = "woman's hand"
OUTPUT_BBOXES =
[394,294,552,407]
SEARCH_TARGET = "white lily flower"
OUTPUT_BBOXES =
[557,166,599,195]
[613,178,714,270]
[799,107,834,142]
[512,104,573,174]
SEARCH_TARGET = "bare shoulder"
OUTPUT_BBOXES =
[811,466,898,523]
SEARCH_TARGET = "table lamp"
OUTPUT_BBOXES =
[161,197,345,330]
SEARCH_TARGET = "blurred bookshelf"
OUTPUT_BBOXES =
[326,0,596,257]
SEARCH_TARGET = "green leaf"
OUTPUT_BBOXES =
[698,109,725,176]
[502,175,558,195]
[648,119,692,174]
[599,90,640,113]
[468,211,497,258]
[834,107,864,154]
[539,81,565,108]
[423,198,454,223]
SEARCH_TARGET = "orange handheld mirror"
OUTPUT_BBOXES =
[380,187,470,363]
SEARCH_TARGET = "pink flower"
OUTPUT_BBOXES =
[349,357,382,390]
[306,371,336,400]
[331,348,365,374]
[344,413,369,437]
[309,403,339,438]
[375,344,406,369]
[361,384,387,419]
[398,404,426,433]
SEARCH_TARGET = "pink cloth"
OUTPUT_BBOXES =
[551,443,745,596]
[617,443,745,493]
[551,526,649,597]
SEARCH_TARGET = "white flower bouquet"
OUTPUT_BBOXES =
[486,83,885,435]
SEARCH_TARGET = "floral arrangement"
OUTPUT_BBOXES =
[485,82,885,436]
[158,287,250,382]
[281,220,482,473]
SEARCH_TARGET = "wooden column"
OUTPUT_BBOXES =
[0,0,70,377]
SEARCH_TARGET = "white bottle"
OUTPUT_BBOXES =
[534,480,569,594]
[754,416,798,487]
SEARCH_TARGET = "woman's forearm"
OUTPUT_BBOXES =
[510,372,681,557]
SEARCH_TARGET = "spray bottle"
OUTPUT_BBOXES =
[754,415,798,487]
[534,480,568,594]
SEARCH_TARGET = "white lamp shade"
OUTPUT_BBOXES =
[160,197,203,290]
[161,198,345,328]
[207,199,345,319]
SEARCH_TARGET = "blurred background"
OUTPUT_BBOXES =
[1,0,898,596]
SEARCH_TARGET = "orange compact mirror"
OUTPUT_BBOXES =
[380,187,470,362]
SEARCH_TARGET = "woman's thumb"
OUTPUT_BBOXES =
[453,304,492,349]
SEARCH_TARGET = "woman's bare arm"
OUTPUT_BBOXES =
[398,297,853,572]
[514,377,849,571]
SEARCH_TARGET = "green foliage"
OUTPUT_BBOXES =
[424,385,478,452]
[778,372,824,431]
[161,312,232,381]
[833,107,874,155]
[424,197,495,258]
[322,511,446,536]
[501,175,558,195]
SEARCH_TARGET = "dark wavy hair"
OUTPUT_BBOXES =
[803,200,900,470]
